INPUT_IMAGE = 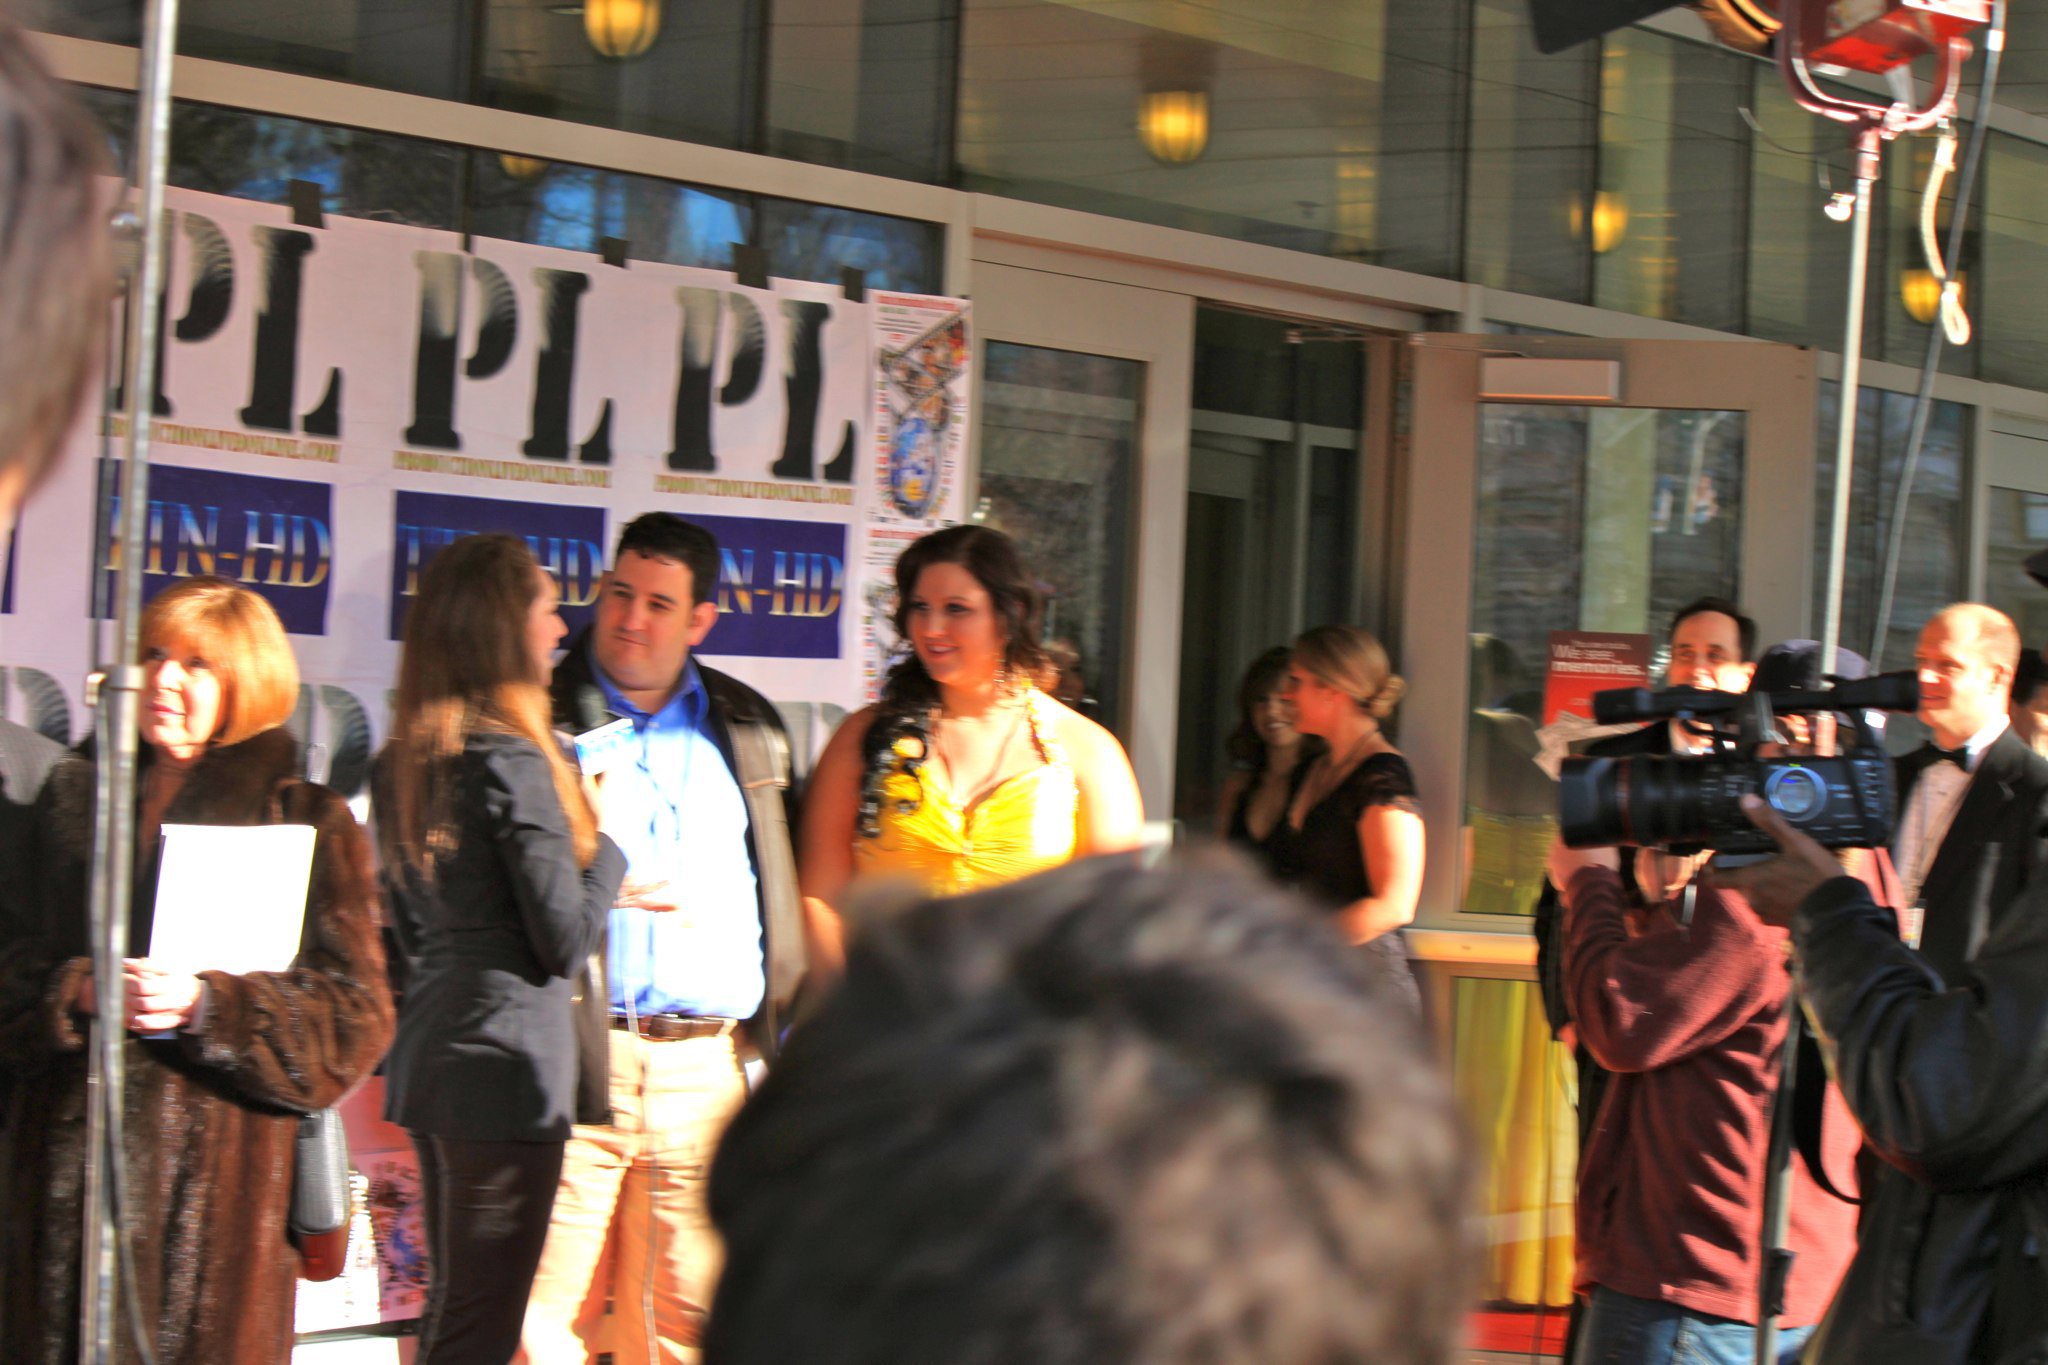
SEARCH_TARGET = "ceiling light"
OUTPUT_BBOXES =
[585,0,660,60]
[1137,89,1208,166]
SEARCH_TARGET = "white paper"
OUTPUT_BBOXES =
[148,824,317,976]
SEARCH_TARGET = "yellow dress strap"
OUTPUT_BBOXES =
[1022,686,1067,769]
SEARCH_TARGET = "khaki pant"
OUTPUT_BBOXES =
[516,1031,748,1365]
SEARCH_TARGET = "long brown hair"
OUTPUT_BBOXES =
[380,533,596,873]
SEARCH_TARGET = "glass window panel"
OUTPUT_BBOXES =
[1465,404,1744,916]
[766,0,954,182]
[1981,133,2048,387]
[958,0,1468,276]
[1880,131,1980,376]
[1173,308,1367,829]
[1811,384,1967,684]
[77,88,465,231]
[480,0,758,150]
[979,342,1140,740]
[757,199,943,294]
[1748,69,1858,350]
[44,0,472,102]
[1986,485,2048,646]
[1465,0,1596,304]
[468,156,751,266]
[1593,29,1747,332]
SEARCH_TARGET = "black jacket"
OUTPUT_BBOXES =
[1894,727,2048,983]
[1794,857,2048,1365]
[375,731,627,1141]
[549,633,804,1124]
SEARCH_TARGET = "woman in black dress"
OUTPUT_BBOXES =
[1214,647,1322,852]
[1264,625,1424,1008]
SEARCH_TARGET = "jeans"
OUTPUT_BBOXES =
[1572,1286,1815,1365]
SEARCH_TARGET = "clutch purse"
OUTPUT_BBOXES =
[289,1108,352,1281]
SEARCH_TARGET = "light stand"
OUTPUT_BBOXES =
[1753,19,1970,1364]
[80,0,183,1358]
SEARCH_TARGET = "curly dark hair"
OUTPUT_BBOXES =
[858,525,1047,838]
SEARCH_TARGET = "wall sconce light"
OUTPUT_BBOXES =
[1570,190,1630,254]
[585,0,661,59]
[1899,266,1963,324]
[498,153,550,181]
[1137,89,1209,165]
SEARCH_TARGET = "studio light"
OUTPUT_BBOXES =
[585,0,661,59]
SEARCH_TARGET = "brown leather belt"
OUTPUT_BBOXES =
[610,1014,741,1042]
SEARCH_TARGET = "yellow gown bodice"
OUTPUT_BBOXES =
[854,688,1081,897]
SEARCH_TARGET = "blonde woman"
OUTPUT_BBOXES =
[1267,625,1424,1006]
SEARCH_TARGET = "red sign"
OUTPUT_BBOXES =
[1543,630,1652,726]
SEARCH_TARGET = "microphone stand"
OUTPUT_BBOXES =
[80,0,182,1357]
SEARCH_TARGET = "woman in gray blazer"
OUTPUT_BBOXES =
[374,534,626,1364]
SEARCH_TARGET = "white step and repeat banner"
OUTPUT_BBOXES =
[2,185,970,1338]
[3,184,970,790]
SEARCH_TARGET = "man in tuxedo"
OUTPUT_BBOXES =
[1892,603,2048,981]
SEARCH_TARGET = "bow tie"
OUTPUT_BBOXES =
[1923,744,1970,772]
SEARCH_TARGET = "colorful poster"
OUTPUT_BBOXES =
[851,294,973,700]
[360,1148,429,1321]
[1542,631,1653,726]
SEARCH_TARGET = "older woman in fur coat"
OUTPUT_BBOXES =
[0,577,394,1365]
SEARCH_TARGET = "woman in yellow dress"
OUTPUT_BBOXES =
[801,525,1143,975]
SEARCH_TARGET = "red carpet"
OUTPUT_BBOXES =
[1468,1306,1569,1356]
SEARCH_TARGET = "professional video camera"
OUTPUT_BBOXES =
[1557,672,1920,856]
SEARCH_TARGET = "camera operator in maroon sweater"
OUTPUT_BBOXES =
[1546,641,1887,1364]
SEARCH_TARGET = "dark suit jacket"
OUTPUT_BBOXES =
[0,720,63,939]
[549,633,805,1124]
[1895,727,2048,984]
[375,731,627,1142]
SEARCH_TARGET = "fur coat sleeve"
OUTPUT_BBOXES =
[0,727,394,1104]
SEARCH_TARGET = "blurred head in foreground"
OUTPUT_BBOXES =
[0,16,110,534]
[704,852,1473,1365]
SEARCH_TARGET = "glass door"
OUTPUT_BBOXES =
[967,261,1194,817]
[1982,420,2048,644]
[1397,334,1819,1352]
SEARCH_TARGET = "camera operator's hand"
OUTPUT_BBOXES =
[1716,794,1848,927]
[1547,840,1619,891]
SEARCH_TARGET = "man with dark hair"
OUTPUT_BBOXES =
[1531,594,1764,1359]
[1545,640,1866,1365]
[522,512,806,1364]
[702,853,1473,1365]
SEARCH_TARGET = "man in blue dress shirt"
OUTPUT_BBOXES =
[523,513,805,1365]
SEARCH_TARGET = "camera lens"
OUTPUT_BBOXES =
[1765,767,1827,822]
